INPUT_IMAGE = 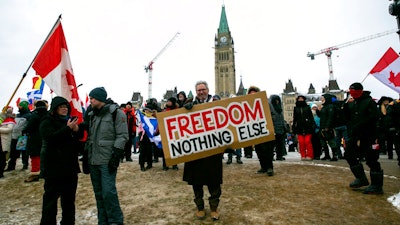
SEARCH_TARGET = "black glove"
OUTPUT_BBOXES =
[108,147,123,173]
[184,102,193,110]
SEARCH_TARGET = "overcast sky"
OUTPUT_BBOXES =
[1,0,399,108]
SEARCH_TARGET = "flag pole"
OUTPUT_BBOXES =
[2,14,62,113]
[360,73,370,83]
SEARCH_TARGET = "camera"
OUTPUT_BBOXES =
[389,0,400,16]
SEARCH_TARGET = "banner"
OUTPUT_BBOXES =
[157,91,275,166]
[369,47,400,93]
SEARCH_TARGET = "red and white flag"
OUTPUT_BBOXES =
[369,47,400,94]
[32,20,83,120]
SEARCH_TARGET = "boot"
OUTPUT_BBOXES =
[320,147,331,160]
[349,163,369,188]
[236,157,243,164]
[330,148,338,161]
[226,156,232,164]
[363,170,384,194]
[24,174,40,183]
[195,210,206,220]
[4,163,15,172]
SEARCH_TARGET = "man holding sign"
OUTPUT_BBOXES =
[157,80,275,221]
[182,81,222,221]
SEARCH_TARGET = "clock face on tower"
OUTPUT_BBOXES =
[220,36,227,43]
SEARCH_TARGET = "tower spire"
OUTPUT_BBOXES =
[218,5,229,34]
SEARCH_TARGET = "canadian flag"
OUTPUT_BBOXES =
[369,47,400,94]
[32,20,83,120]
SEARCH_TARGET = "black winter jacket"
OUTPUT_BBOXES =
[39,97,82,179]
[292,101,315,135]
[343,91,379,140]
[23,107,47,156]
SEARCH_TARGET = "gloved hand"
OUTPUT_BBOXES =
[108,147,123,173]
[184,102,193,110]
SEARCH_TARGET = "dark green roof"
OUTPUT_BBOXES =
[218,5,229,34]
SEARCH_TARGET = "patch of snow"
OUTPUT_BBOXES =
[388,192,400,210]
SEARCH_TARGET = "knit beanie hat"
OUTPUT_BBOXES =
[19,100,29,111]
[89,87,107,102]
[349,82,363,90]
[35,100,47,109]
[168,97,177,105]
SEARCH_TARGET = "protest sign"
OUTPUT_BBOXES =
[157,91,275,166]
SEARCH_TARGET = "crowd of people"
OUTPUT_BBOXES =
[0,81,399,224]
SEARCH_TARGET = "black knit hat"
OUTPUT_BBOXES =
[349,82,363,90]
[35,100,46,108]
[50,96,69,113]
[168,97,177,105]
[89,87,107,102]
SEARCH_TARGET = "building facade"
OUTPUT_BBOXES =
[214,5,236,99]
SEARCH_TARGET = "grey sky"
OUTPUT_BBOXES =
[1,0,399,108]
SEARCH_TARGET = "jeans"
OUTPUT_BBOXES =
[228,149,242,158]
[89,164,123,225]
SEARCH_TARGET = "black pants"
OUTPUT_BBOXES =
[192,184,221,211]
[345,136,381,172]
[41,175,78,225]
[123,134,133,160]
[244,146,253,158]
[0,150,6,176]
[255,141,275,170]
[311,132,322,158]
[274,133,286,159]
[139,141,153,167]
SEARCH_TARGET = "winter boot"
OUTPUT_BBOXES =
[4,161,15,172]
[349,163,369,188]
[363,170,384,194]
[236,157,243,164]
[226,156,232,164]
[320,147,331,160]
[330,148,338,161]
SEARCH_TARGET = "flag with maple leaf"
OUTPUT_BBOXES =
[369,47,400,94]
[32,19,83,121]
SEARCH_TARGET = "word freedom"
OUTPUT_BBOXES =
[164,99,270,158]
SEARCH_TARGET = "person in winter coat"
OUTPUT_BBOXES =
[83,87,128,225]
[182,80,222,221]
[0,106,16,174]
[122,101,136,162]
[376,96,395,159]
[0,107,16,178]
[292,95,316,160]
[247,86,275,176]
[318,93,339,161]
[5,100,31,171]
[23,100,48,182]
[161,97,179,170]
[39,96,82,225]
[177,91,189,108]
[343,82,382,194]
[269,94,287,161]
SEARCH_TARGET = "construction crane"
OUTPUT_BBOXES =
[144,32,180,99]
[307,29,397,81]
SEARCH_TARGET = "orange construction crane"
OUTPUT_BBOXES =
[144,32,180,99]
[307,29,397,81]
